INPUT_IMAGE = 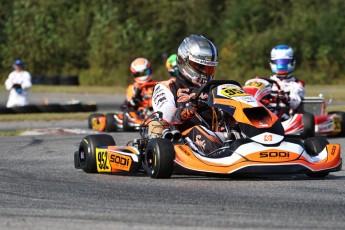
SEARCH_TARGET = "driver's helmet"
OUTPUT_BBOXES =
[177,34,218,87]
[165,54,179,77]
[130,57,152,84]
[270,45,295,79]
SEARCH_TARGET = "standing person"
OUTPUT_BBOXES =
[269,45,305,113]
[4,59,32,108]
[165,54,179,78]
[152,34,223,156]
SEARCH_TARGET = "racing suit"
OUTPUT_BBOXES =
[270,75,305,118]
[152,76,223,156]
[121,81,155,112]
[4,70,32,108]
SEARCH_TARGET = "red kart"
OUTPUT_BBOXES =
[243,77,345,137]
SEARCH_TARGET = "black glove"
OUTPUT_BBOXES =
[12,83,22,89]
[134,87,142,99]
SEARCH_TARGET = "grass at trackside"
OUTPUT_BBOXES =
[0,130,24,136]
[305,85,345,101]
[0,112,92,122]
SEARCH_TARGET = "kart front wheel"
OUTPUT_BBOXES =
[301,112,315,139]
[105,113,118,132]
[144,138,175,179]
[304,136,329,178]
[78,134,116,173]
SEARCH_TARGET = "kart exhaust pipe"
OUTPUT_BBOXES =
[162,129,182,142]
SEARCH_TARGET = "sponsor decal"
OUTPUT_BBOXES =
[178,146,190,156]
[195,135,206,150]
[264,134,273,141]
[331,146,336,156]
[110,153,132,171]
[333,116,341,132]
[83,139,88,144]
[260,151,290,158]
[220,87,249,98]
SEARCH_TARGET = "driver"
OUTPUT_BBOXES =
[152,34,223,156]
[121,57,155,113]
[269,45,305,118]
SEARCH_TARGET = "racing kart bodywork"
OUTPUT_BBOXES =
[88,81,155,132]
[243,77,345,137]
[75,80,342,178]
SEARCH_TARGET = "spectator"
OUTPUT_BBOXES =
[4,59,32,108]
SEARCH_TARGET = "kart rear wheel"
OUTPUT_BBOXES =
[105,113,118,132]
[78,134,116,173]
[88,113,104,129]
[304,136,329,178]
[144,138,175,179]
[329,111,345,136]
[301,112,315,139]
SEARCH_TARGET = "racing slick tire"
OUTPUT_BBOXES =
[144,138,175,179]
[123,112,134,132]
[78,134,116,173]
[105,113,118,132]
[301,112,315,139]
[329,111,345,137]
[304,136,330,178]
[88,113,104,129]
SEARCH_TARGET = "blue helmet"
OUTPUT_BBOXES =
[13,59,24,68]
[270,45,295,78]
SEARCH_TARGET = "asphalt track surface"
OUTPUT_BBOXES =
[1,130,345,230]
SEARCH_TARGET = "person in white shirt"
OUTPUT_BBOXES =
[4,59,32,108]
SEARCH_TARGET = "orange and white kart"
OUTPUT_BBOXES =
[75,80,342,178]
[88,81,156,132]
[243,77,345,138]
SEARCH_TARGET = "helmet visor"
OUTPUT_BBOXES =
[133,68,152,78]
[271,59,293,65]
[189,60,216,76]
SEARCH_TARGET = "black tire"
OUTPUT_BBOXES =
[123,112,133,131]
[105,113,118,132]
[62,103,84,112]
[78,134,116,173]
[328,111,345,137]
[37,104,65,113]
[304,136,330,178]
[301,112,315,139]
[82,103,97,112]
[74,151,81,169]
[88,113,104,129]
[59,75,79,86]
[12,105,41,114]
[144,138,175,179]
[0,106,15,114]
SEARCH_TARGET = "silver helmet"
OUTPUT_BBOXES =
[177,35,218,87]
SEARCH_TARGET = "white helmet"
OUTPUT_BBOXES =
[270,45,296,79]
[177,34,218,87]
[130,58,152,84]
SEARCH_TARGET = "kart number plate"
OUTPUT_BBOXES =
[220,87,249,98]
[96,149,111,172]
[333,116,341,132]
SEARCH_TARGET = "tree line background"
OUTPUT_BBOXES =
[0,0,344,86]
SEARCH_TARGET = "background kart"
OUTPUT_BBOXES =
[243,77,345,138]
[88,81,156,132]
[75,80,342,179]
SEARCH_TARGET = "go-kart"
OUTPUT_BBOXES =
[243,77,345,137]
[88,81,155,132]
[75,80,342,178]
